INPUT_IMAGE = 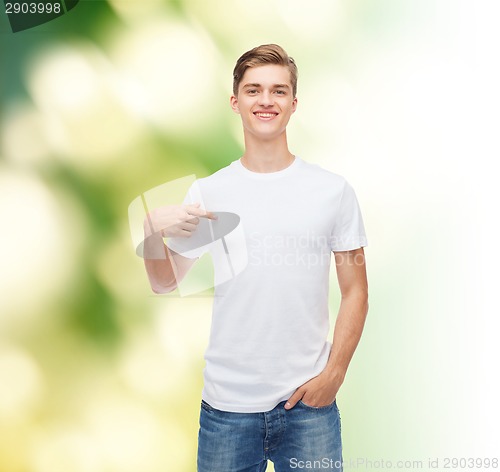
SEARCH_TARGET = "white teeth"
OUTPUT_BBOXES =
[255,113,276,118]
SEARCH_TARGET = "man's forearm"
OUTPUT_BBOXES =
[143,232,179,293]
[323,291,369,383]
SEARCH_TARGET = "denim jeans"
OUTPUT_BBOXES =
[197,399,343,471]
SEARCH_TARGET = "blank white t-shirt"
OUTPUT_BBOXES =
[167,156,367,413]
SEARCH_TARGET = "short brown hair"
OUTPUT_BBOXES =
[232,44,298,97]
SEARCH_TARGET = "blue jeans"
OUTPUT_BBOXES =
[197,399,343,471]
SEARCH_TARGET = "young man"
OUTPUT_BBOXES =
[143,44,368,471]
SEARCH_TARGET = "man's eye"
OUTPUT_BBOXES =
[247,90,258,94]
[275,90,286,95]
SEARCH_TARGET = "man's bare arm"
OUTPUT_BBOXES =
[285,247,368,409]
[143,203,217,294]
[143,234,197,293]
[323,247,369,383]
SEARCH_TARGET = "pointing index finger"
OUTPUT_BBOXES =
[185,203,218,220]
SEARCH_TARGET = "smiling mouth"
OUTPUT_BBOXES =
[254,112,278,119]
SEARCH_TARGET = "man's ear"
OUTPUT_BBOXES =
[230,95,240,114]
[291,96,298,114]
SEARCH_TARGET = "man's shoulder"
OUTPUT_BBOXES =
[299,157,348,187]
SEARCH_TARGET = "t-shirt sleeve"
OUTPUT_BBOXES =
[164,180,211,260]
[329,180,368,252]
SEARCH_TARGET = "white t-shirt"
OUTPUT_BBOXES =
[166,156,367,413]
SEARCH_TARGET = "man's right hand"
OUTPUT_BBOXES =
[142,203,217,293]
[144,202,217,238]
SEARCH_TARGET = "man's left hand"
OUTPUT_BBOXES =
[284,370,343,410]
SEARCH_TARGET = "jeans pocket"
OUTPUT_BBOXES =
[201,399,214,412]
[298,399,336,410]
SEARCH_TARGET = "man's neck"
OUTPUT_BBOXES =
[241,133,295,173]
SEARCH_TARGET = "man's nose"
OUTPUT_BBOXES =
[257,90,274,106]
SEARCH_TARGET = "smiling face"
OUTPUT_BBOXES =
[230,64,298,143]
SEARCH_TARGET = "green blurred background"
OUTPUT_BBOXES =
[1,1,499,471]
